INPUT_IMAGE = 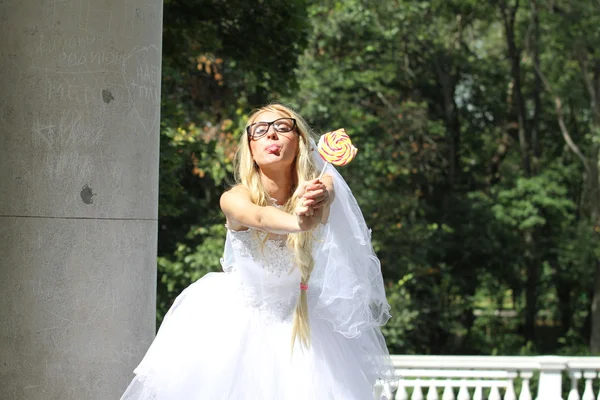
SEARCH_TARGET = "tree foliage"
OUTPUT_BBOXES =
[158,0,600,355]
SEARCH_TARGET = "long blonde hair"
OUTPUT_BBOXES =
[233,103,317,349]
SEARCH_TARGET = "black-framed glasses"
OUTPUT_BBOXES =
[246,118,297,140]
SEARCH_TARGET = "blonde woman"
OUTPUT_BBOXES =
[121,104,394,399]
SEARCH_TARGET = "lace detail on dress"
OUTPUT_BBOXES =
[227,229,295,278]
[226,225,300,323]
[240,285,299,323]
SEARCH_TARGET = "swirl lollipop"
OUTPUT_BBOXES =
[317,128,357,178]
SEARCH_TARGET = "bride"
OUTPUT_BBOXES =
[120,103,395,399]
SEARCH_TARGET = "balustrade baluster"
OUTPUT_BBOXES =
[426,384,439,400]
[376,356,600,400]
[374,383,384,400]
[395,383,408,400]
[412,384,424,400]
[473,386,483,400]
[581,371,596,400]
[518,371,533,400]
[382,382,394,400]
[457,384,470,400]
[442,383,455,400]
[505,379,516,400]
[568,371,582,400]
[489,386,501,400]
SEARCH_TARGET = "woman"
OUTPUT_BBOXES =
[121,104,395,399]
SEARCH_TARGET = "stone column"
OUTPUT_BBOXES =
[0,1,162,399]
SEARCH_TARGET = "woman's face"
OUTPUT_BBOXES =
[248,111,299,171]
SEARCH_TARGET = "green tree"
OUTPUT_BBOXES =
[155,0,599,356]
[157,0,311,321]
[287,0,596,354]
[527,0,600,351]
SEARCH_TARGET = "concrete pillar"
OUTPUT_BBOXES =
[0,1,162,399]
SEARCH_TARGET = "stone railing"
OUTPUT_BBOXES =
[373,355,600,400]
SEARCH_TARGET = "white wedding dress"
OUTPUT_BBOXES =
[121,223,392,400]
[121,153,395,399]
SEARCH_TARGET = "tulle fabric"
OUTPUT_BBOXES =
[308,140,392,366]
[311,162,391,337]
[121,270,385,400]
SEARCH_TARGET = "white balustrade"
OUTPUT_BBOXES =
[537,357,564,400]
[413,384,424,400]
[457,385,470,400]
[489,386,501,400]
[519,370,532,400]
[581,371,595,400]
[396,384,408,400]
[474,385,483,400]
[374,356,600,400]
[427,384,438,400]
[505,372,517,400]
[442,383,455,400]
[568,371,582,400]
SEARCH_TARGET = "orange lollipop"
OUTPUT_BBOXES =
[317,128,357,178]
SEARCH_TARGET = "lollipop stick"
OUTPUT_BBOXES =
[317,162,329,180]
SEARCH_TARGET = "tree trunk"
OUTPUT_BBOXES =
[582,55,600,351]
[591,260,600,353]
[499,0,541,342]
[435,59,461,190]
[588,150,600,352]
[523,231,539,343]
[530,0,542,168]
[500,0,531,176]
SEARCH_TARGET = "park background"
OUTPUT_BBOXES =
[156,0,600,358]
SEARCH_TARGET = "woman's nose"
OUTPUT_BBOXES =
[266,126,278,139]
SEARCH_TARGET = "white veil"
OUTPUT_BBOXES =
[308,138,396,384]
[308,139,391,336]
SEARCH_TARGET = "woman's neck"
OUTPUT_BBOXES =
[260,167,295,205]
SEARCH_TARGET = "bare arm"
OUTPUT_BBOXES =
[220,186,320,234]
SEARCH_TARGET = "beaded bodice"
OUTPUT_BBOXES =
[226,228,301,322]
[228,229,295,277]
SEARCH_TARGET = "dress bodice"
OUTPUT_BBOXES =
[227,229,296,277]
[225,228,301,322]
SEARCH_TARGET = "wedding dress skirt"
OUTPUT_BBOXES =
[121,227,391,400]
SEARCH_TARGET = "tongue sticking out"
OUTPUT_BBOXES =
[266,145,281,154]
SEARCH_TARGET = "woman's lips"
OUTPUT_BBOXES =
[265,144,281,154]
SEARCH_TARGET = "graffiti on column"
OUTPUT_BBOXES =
[0,0,162,216]
[122,45,161,136]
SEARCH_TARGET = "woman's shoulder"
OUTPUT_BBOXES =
[221,184,250,202]
[220,185,252,232]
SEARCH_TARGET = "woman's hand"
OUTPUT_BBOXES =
[293,175,335,228]
[295,200,323,231]
[301,181,331,209]
[293,179,319,200]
